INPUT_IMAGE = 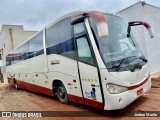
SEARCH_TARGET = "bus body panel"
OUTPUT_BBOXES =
[28,54,48,73]
[100,68,150,110]
[7,59,29,89]
[108,64,149,84]
[47,54,79,78]
[27,54,49,92]
[78,62,103,108]
[47,54,84,101]
[7,59,29,74]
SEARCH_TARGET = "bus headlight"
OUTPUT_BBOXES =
[106,84,128,94]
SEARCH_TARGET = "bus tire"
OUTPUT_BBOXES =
[13,79,19,90]
[56,83,68,104]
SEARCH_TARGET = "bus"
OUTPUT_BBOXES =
[6,11,154,110]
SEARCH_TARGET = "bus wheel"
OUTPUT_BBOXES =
[56,84,68,104]
[14,80,19,90]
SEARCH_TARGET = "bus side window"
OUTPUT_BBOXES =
[19,42,29,61]
[74,23,85,35]
[46,17,76,60]
[29,31,44,59]
[76,36,95,65]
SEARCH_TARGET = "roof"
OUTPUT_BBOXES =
[0,24,37,33]
[116,1,160,14]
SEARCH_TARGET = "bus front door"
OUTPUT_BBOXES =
[75,34,103,109]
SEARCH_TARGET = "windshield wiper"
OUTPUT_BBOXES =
[111,56,147,71]
[111,57,129,71]
[129,56,147,63]
[138,56,148,62]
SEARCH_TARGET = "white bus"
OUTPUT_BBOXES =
[6,11,154,110]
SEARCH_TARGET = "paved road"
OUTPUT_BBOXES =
[0,79,160,120]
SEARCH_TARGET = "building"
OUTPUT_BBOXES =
[0,25,37,83]
[117,1,160,75]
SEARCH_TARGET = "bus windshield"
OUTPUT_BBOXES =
[89,14,147,71]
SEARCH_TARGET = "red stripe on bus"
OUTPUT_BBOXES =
[68,94,84,104]
[8,77,54,96]
[18,80,54,96]
[84,98,103,109]
[8,77,102,109]
[128,77,149,90]
[68,94,103,109]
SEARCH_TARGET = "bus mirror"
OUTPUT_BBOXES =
[89,11,109,38]
[129,21,154,38]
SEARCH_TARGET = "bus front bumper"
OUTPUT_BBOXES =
[103,78,151,110]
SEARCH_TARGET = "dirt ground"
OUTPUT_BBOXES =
[0,78,160,120]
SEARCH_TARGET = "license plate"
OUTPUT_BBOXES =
[137,88,143,96]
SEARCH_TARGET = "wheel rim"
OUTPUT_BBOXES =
[14,82,18,89]
[58,87,66,99]
[15,84,17,89]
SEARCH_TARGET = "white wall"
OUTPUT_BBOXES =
[117,2,160,74]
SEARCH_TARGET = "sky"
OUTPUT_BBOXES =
[0,0,159,31]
